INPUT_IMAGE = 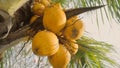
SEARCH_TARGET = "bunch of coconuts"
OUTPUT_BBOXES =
[30,0,84,68]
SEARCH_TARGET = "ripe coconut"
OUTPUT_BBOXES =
[30,15,39,24]
[40,0,51,7]
[32,30,59,56]
[66,42,78,55]
[53,3,63,10]
[63,17,84,41]
[43,3,66,34]
[65,16,78,26]
[31,2,45,16]
[48,44,71,68]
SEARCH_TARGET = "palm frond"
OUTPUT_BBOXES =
[52,0,120,23]
[68,36,118,68]
[107,0,120,23]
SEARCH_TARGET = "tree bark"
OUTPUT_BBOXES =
[0,25,30,53]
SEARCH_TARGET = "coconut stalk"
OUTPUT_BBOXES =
[0,0,105,54]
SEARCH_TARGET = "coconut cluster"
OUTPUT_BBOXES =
[31,0,85,68]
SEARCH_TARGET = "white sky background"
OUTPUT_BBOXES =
[79,6,120,66]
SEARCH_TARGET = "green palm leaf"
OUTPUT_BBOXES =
[68,36,118,68]
[52,0,120,23]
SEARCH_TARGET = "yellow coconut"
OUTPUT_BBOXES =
[48,44,71,68]
[43,3,66,34]
[63,18,84,41]
[32,30,59,56]
[65,16,78,26]
[40,0,51,7]
[53,3,63,10]
[30,15,39,24]
[66,42,78,55]
[32,2,45,16]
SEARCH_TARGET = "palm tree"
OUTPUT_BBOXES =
[0,0,120,68]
